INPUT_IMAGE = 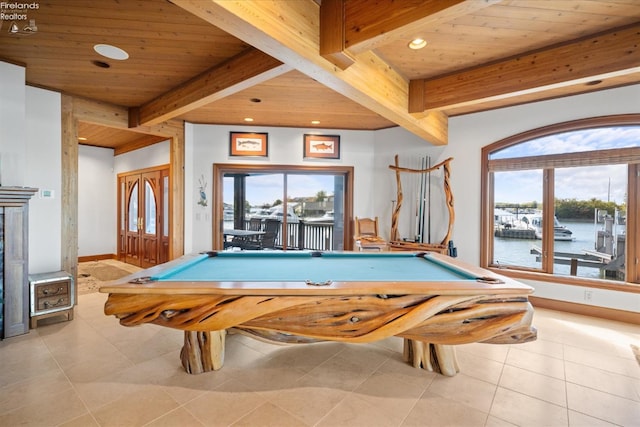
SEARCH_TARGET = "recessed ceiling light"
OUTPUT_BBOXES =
[311,120,320,125]
[244,117,254,122]
[78,137,87,141]
[94,44,129,60]
[408,38,427,50]
[250,98,262,103]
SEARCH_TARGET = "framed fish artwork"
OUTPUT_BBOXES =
[229,132,268,157]
[303,134,340,159]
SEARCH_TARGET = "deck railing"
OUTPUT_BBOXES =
[243,220,334,251]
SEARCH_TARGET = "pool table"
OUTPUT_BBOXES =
[100,251,536,376]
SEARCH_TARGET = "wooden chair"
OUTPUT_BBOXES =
[354,216,388,251]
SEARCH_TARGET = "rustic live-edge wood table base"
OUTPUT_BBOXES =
[180,329,464,376]
[101,251,537,377]
[110,290,536,377]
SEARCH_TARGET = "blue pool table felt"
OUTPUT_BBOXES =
[152,251,476,283]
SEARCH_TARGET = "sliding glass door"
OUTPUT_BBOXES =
[215,164,353,251]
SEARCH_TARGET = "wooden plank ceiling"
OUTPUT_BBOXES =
[0,0,638,151]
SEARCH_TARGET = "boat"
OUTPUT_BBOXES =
[529,215,574,241]
[494,209,536,239]
[494,209,574,241]
[305,211,334,223]
[223,206,234,221]
[265,205,300,223]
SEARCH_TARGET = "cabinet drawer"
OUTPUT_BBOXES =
[36,294,72,312]
[35,281,69,298]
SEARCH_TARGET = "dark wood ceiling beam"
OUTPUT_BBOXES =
[320,0,496,70]
[343,0,493,54]
[410,23,640,113]
[132,48,290,126]
[319,0,355,70]
[173,0,448,146]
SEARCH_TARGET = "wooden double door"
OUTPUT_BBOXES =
[118,166,170,267]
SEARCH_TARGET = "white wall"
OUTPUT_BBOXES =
[185,124,376,253]
[25,87,63,273]
[78,145,117,257]
[0,62,26,186]
[114,140,170,174]
[2,61,64,274]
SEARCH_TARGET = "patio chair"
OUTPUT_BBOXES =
[259,219,280,249]
[248,217,263,231]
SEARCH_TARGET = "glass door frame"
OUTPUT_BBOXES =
[213,163,355,251]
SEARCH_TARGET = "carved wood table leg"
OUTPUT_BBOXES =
[180,330,226,374]
[403,339,460,377]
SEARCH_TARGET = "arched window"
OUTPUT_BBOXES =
[481,115,640,289]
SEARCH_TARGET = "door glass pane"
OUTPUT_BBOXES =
[555,165,627,281]
[120,180,125,231]
[288,173,343,250]
[492,170,543,270]
[163,176,169,237]
[223,172,286,249]
[145,181,156,234]
[128,182,138,232]
[247,173,284,248]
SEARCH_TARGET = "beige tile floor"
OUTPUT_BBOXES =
[1,292,639,426]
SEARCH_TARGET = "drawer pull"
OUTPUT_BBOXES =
[44,298,67,308]
[42,287,64,295]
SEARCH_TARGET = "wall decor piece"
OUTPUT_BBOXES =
[229,132,268,157]
[197,174,208,207]
[303,134,340,159]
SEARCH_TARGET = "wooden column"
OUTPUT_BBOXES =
[61,95,78,303]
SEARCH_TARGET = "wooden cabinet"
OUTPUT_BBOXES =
[29,271,74,328]
[0,187,38,339]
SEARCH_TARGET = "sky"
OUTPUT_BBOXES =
[224,173,337,206]
[492,126,640,205]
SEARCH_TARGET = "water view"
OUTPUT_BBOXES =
[494,220,623,279]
